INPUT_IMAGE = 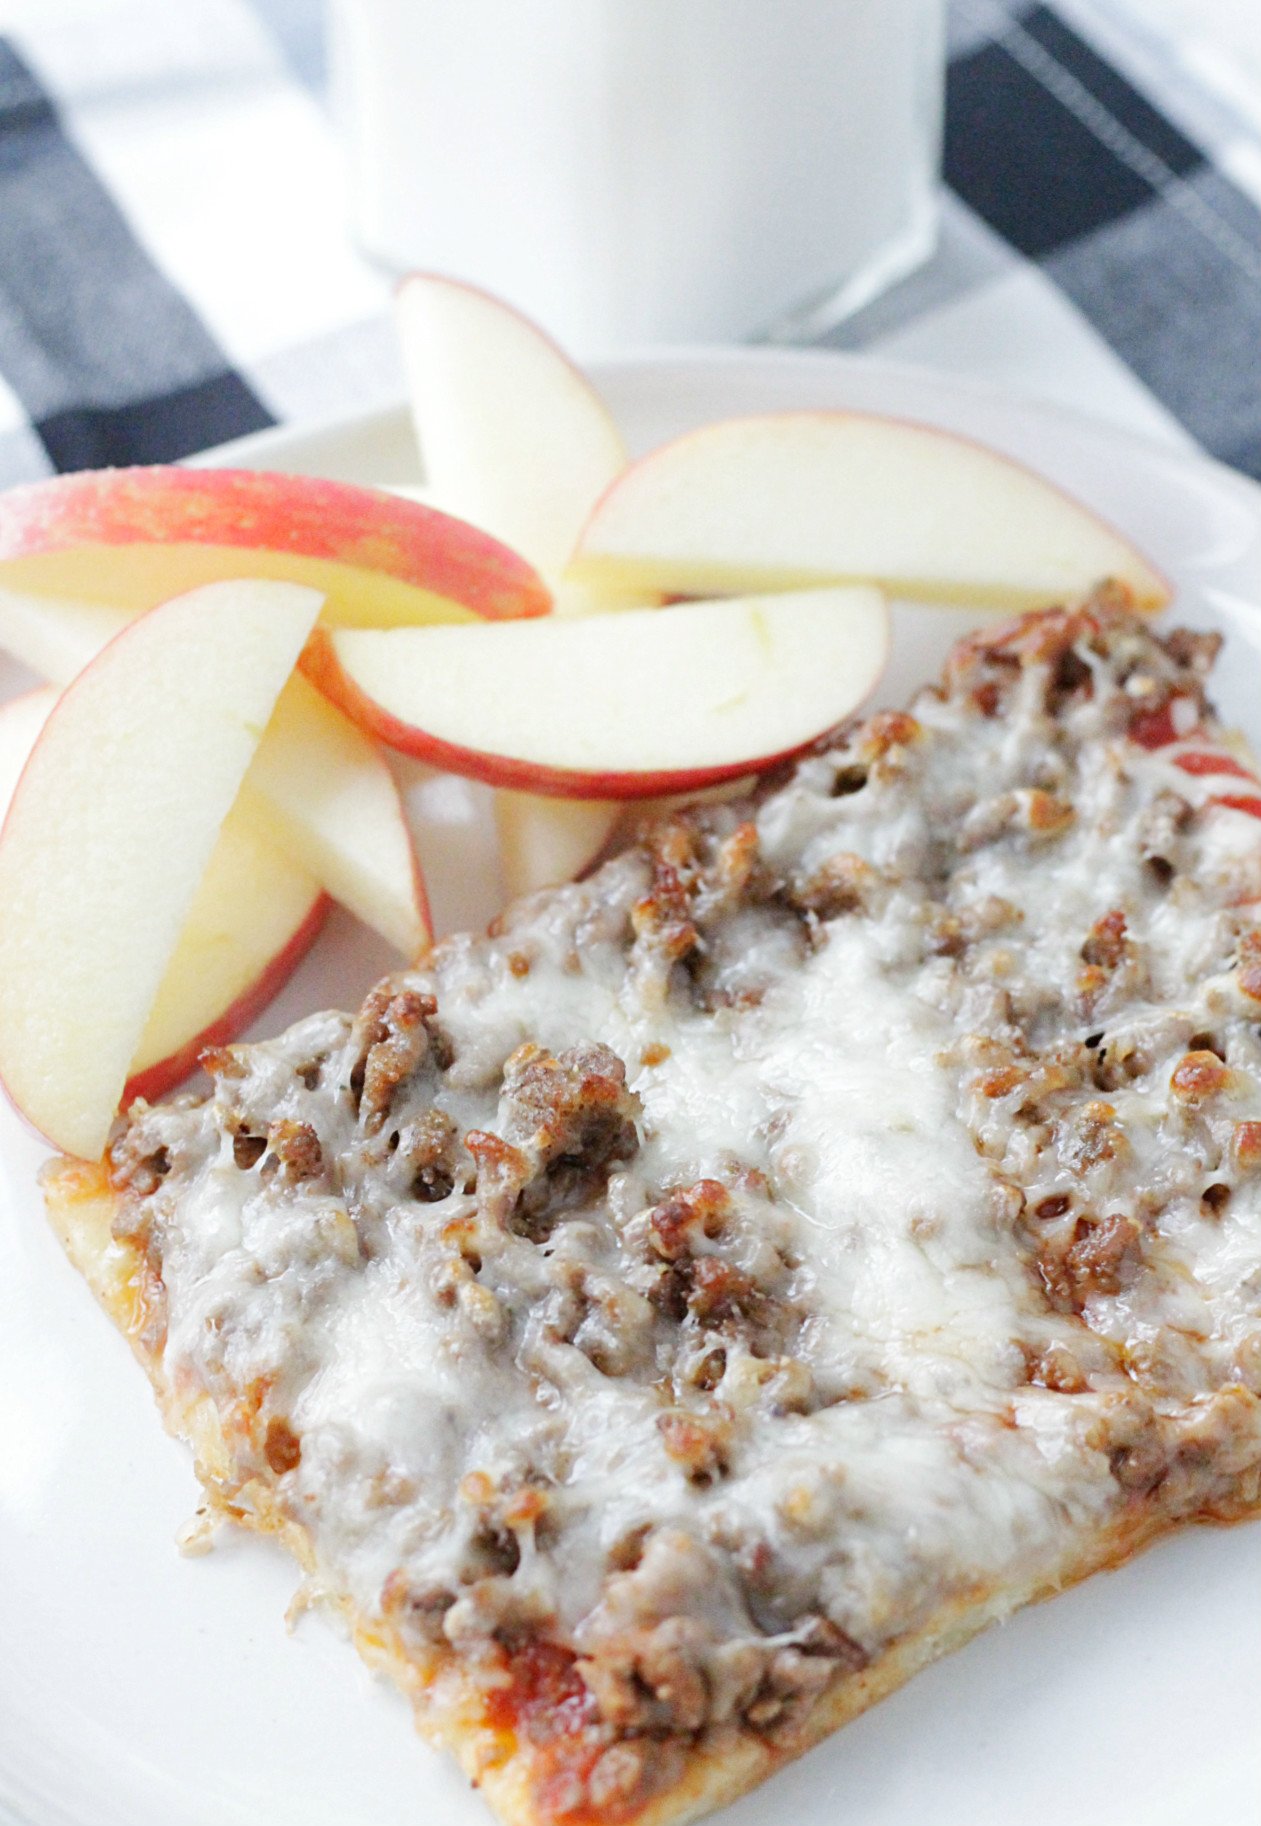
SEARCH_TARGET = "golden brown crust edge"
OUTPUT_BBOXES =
[43,1157,1261,1826]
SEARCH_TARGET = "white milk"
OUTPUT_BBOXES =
[329,0,944,352]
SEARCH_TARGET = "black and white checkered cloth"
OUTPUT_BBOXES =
[0,0,1258,487]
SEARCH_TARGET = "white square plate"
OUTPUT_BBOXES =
[2,348,1260,1826]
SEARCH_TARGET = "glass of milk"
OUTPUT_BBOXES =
[329,0,944,352]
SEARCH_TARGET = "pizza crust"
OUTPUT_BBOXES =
[43,1157,1259,1826]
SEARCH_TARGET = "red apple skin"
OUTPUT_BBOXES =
[302,628,873,802]
[122,890,331,1107]
[0,467,552,623]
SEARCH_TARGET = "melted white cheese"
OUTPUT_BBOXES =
[140,616,1261,1700]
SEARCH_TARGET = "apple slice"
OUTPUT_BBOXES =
[0,466,551,628]
[495,790,621,896]
[396,273,629,616]
[0,578,322,1158]
[304,587,889,799]
[569,412,1169,613]
[395,276,632,902]
[0,688,328,1109]
[238,675,430,957]
[126,807,328,1105]
[0,586,430,956]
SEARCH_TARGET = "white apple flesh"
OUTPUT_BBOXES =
[394,276,639,893]
[237,675,429,957]
[0,586,430,956]
[0,687,329,1109]
[396,273,628,613]
[126,806,328,1105]
[304,587,890,799]
[494,790,621,896]
[569,412,1169,613]
[0,578,322,1158]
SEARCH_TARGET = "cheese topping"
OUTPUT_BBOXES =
[109,601,1261,1761]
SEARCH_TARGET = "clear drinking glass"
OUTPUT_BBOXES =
[329,0,944,352]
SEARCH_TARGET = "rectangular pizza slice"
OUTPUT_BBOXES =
[45,592,1261,1826]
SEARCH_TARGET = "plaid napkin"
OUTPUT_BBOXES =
[829,0,1261,478]
[0,0,1257,489]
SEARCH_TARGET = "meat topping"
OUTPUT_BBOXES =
[104,597,1261,1764]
